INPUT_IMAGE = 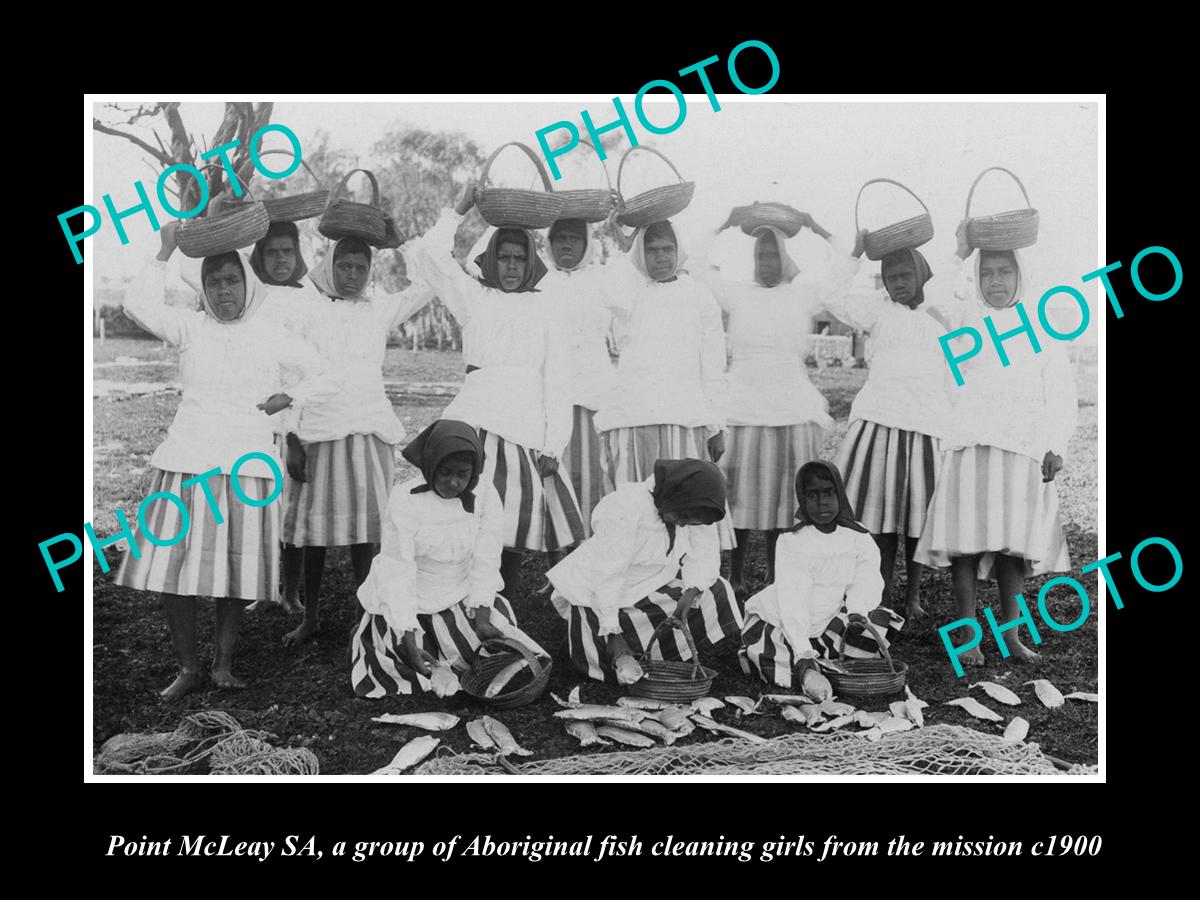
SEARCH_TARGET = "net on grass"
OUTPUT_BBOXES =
[415,724,1096,776]
[94,710,319,776]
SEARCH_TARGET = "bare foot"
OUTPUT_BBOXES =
[961,646,985,667]
[282,619,320,647]
[212,669,247,690]
[1007,639,1042,665]
[160,670,202,701]
[905,601,925,619]
[280,594,303,616]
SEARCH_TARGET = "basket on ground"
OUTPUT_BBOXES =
[855,178,934,260]
[256,149,329,223]
[965,166,1039,250]
[739,202,806,238]
[823,619,908,698]
[628,618,716,702]
[616,146,695,228]
[461,637,552,709]
[475,142,565,229]
[318,168,389,245]
[178,170,270,259]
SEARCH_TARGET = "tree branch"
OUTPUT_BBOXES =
[92,119,174,167]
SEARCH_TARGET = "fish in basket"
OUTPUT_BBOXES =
[460,637,552,709]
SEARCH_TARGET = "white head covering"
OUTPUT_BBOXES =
[178,248,268,323]
[750,226,802,286]
[971,247,1026,310]
[310,238,373,300]
[630,221,688,282]
[548,221,596,273]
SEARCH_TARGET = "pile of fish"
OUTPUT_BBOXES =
[549,689,766,748]
[938,678,1100,744]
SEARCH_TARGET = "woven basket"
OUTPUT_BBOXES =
[256,150,330,223]
[823,619,908,699]
[460,637,551,710]
[318,168,389,245]
[855,178,935,260]
[475,142,565,229]
[628,618,716,702]
[555,139,617,223]
[178,169,270,259]
[739,202,805,238]
[965,167,1040,250]
[616,146,695,228]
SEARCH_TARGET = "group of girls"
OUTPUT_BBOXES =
[112,173,1076,702]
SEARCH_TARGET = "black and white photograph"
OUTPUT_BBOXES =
[82,96,1102,781]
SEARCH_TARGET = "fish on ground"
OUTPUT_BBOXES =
[371,713,460,731]
[1064,692,1099,703]
[596,725,655,748]
[481,716,533,757]
[553,705,641,723]
[1003,717,1030,743]
[1025,679,1065,709]
[689,714,768,743]
[637,720,680,745]
[690,697,726,715]
[370,736,439,774]
[944,697,1003,722]
[565,721,610,747]
[818,699,856,717]
[466,718,495,750]
[724,696,762,715]
[971,681,1022,706]
[654,708,691,731]
[876,716,915,734]
[618,696,678,710]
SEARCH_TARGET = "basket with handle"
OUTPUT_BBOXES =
[475,141,566,229]
[855,178,935,260]
[965,166,1040,250]
[738,202,806,238]
[822,618,908,698]
[177,167,270,259]
[255,149,330,223]
[616,146,696,228]
[628,618,716,702]
[555,139,617,223]
[460,636,552,709]
[318,168,389,245]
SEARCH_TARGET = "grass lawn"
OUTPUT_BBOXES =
[91,343,1099,774]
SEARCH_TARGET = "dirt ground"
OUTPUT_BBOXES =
[91,342,1099,774]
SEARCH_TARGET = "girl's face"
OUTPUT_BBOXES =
[755,239,782,287]
[262,236,298,284]
[433,457,474,500]
[550,231,586,269]
[644,237,678,281]
[496,241,529,292]
[204,261,247,321]
[801,474,839,532]
[979,253,1019,308]
[334,251,371,297]
[882,258,918,307]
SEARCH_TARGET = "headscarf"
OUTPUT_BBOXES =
[879,246,933,308]
[250,221,309,287]
[548,218,595,273]
[650,459,727,555]
[473,227,548,292]
[400,419,484,512]
[310,237,373,300]
[751,226,801,286]
[180,248,267,324]
[791,460,868,534]
[972,247,1024,310]
[631,220,689,282]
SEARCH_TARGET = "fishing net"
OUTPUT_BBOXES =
[94,710,320,776]
[414,724,1096,776]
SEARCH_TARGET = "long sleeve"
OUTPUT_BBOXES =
[691,265,736,313]
[697,285,729,433]
[547,500,642,635]
[771,535,818,656]
[357,495,420,635]
[805,238,861,310]
[267,325,339,417]
[1042,344,1078,462]
[679,523,720,592]
[922,254,973,330]
[466,487,506,610]
[821,283,886,332]
[121,258,193,347]
[405,209,475,324]
[541,303,574,457]
[375,282,437,333]
[844,531,885,617]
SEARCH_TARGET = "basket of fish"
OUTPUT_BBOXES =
[461,637,552,709]
[628,618,716,703]
[821,619,908,699]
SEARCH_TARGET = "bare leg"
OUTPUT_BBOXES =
[212,599,247,689]
[766,530,781,584]
[903,536,925,618]
[876,533,899,608]
[500,549,523,602]
[350,542,377,588]
[160,592,202,700]
[280,544,304,615]
[730,529,751,596]
[996,553,1041,663]
[283,546,325,646]
[950,554,985,667]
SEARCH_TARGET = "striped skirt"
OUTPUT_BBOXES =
[282,433,395,547]
[350,594,543,698]
[600,424,736,549]
[480,429,586,553]
[740,606,905,689]
[552,574,743,684]
[113,468,279,602]
[836,419,941,538]
[720,423,823,531]
[914,444,1070,580]
[565,405,605,538]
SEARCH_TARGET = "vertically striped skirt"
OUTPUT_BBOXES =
[480,429,586,552]
[565,405,604,538]
[350,594,544,698]
[600,424,736,549]
[740,606,905,689]
[282,433,395,547]
[914,444,1070,580]
[113,468,279,602]
[835,419,941,538]
[720,423,823,531]
[551,574,743,684]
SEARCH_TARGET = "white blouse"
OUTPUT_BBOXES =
[122,260,336,481]
[356,476,506,635]
[547,476,720,636]
[592,268,728,435]
[539,265,618,412]
[746,524,883,654]
[405,210,573,457]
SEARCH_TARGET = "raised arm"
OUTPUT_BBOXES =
[404,203,478,324]
[374,278,438,332]
[120,223,194,347]
[922,221,976,331]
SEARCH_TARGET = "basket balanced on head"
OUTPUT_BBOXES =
[855,178,935,261]
[616,146,695,229]
[178,170,270,259]
[554,139,617,224]
[256,149,329,223]
[628,618,716,702]
[822,619,908,699]
[965,166,1040,251]
[475,141,566,229]
[461,637,552,709]
[319,168,390,246]
[738,202,806,238]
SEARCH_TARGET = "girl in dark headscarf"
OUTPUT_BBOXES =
[740,460,904,694]
[547,458,742,685]
[349,419,547,698]
[404,183,585,603]
[250,221,309,287]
